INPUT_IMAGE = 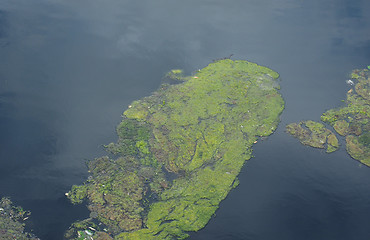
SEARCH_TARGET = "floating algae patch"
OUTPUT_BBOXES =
[286,67,370,165]
[0,197,38,240]
[66,59,284,239]
[286,120,339,153]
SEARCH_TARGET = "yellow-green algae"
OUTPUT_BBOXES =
[286,67,370,165]
[66,59,284,239]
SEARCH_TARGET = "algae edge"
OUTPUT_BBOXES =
[66,59,285,240]
[0,197,38,240]
[286,67,370,165]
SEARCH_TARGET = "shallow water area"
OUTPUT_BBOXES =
[0,0,370,239]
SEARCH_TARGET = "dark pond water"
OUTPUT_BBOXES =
[0,0,370,239]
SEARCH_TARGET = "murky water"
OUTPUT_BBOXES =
[0,0,370,239]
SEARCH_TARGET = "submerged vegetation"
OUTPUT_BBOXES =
[0,197,38,240]
[286,67,370,165]
[66,59,284,239]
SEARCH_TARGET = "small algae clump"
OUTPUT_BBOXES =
[333,120,349,136]
[287,67,370,165]
[286,120,339,153]
[0,197,38,240]
[164,69,190,83]
[66,59,284,239]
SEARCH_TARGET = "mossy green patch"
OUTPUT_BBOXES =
[327,133,339,153]
[68,185,88,204]
[286,120,338,152]
[346,135,370,165]
[333,120,349,136]
[67,59,284,239]
[359,131,370,147]
[164,69,191,83]
[287,67,370,165]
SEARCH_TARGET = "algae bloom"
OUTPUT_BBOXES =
[286,67,370,165]
[66,59,284,239]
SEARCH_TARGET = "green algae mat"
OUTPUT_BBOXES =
[287,67,370,165]
[0,197,38,240]
[65,59,284,239]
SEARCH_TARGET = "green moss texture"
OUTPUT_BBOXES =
[286,120,339,153]
[287,67,370,165]
[66,59,284,239]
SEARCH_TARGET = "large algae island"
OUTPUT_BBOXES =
[286,67,370,165]
[66,59,284,239]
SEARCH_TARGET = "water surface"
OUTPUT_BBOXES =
[0,0,370,239]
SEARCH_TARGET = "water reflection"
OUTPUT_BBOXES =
[0,0,369,239]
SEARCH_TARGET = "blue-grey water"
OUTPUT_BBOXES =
[0,1,370,239]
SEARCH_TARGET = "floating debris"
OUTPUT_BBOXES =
[346,79,354,85]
